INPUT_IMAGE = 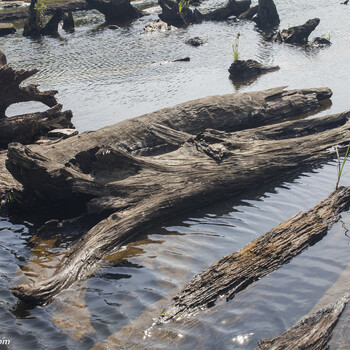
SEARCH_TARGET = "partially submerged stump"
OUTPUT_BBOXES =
[158,0,250,27]
[157,187,350,321]
[7,87,341,305]
[0,23,16,36]
[86,0,143,23]
[253,0,280,31]
[256,296,350,350]
[23,0,75,36]
[62,11,75,32]
[228,59,279,79]
[271,18,320,45]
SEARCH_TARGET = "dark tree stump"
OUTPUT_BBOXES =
[86,0,143,23]
[253,0,280,30]
[40,9,65,36]
[271,18,320,45]
[62,11,75,32]
[228,59,279,79]
[4,87,342,305]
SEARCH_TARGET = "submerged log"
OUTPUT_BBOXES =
[0,51,58,118]
[253,0,279,30]
[228,59,279,79]
[237,4,258,20]
[157,186,350,321]
[271,18,320,45]
[256,296,350,349]
[86,0,143,23]
[7,87,339,304]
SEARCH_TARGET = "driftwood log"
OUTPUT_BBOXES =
[86,0,143,23]
[157,186,350,321]
[0,51,74,149]
[7,87,342,305]
[256,296,350,350]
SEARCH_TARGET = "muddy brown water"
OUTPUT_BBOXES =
[1,0,350,348]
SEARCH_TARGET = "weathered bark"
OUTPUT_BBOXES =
[158,0,193,27]
[157,187,350,321]
[256,296,350,350]
[0,105,74,149]
[7,87,338,304]
[40,9,65,36]
[86,0,143,23]
[228,59,279,79]
[253,0,279,30]
[0,51,58,117]
[62,11,74,32]
[271,18,320,45]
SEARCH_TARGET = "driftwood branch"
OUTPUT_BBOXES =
[0,51,58,117]
[157,186,350,321]
[256,296,350,350]
[7,87,339,305]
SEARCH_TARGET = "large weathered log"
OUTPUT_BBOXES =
[7,87,338,304]
[86,0,143,23]
[256,296,350,350]
[0,51,58,117]
[157,186,350,321]
[202,0,251,21]
[253,0,280,30]
[271,18,320,45]
[0,105,74,149]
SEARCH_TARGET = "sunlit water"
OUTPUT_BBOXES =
[1,0,350,348]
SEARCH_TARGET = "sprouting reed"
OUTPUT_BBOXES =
[335,142,350,190]
[178,0,189,14]
[232,33,240,62]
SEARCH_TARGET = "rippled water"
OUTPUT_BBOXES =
[1,0,350,348]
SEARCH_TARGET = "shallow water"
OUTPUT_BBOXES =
[1,0,350,348]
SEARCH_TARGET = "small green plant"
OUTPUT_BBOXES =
[321,33,331,41]
[335,143,350,190]
[232,33,241,63]
[34,0,46,26]
[178,0,189,14]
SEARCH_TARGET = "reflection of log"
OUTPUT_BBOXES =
[0,105,74,149]
[86,0,143,23]
[158,186,350,321]
[256,296,350,349]
[0,51,58,117]
[8,87,338,305]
